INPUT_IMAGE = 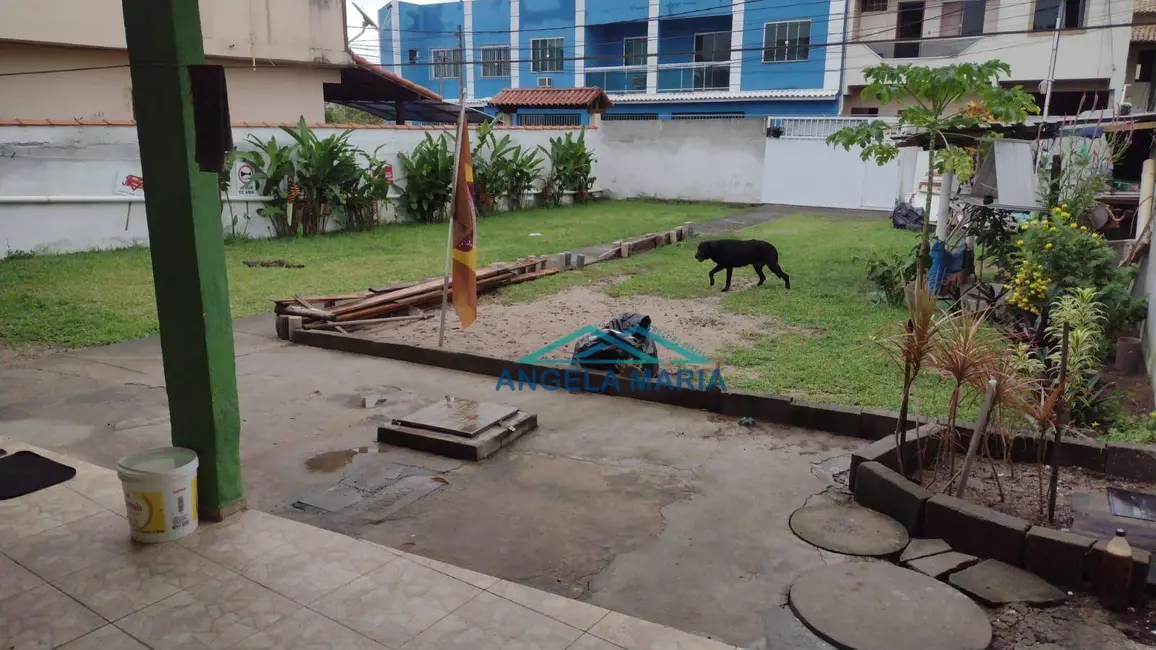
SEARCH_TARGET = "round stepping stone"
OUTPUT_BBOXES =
[790,562,993,650]
[789,502,909,557]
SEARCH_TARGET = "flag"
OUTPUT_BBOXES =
[451,122,478,328]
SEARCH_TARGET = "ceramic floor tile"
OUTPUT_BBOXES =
[0,484,109,542]
[177,510,317,571]
[589,613,736,650]
[311,556,481,648]
[403,552,500,590]
[54,542,234,621]
[567,635,627,650]
[56,624,152,650]
[488,580,609,631]
[238,529,397,605]
[64,465,129,514]
[402,591,583,650]
[232,607,387,650]
[0,583,105,650]
[115,573,300,649]
[0,552,45,596]
[1,510,135,580]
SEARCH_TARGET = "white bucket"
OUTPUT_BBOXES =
[117,447,199,543]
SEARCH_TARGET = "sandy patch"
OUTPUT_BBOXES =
[364,285,781,365]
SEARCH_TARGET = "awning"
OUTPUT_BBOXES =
[323,54,490,124]
[335,100,491,124]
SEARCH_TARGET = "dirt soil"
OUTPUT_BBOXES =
[1104,367,1156,419]
[364,280,792,367]
[919,452,1156,528]
[990,596,1156,649]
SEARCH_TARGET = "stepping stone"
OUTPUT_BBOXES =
[905,551,979,580]
[900,538,952,563]
[949,559,1069,607]
[790,562,992,650]
[789,502,909,557]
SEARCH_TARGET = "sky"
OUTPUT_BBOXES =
[346,0,444,63]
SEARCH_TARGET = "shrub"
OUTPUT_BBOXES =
[540,129,596,201]
[397,133,454,222]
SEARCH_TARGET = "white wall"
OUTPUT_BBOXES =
[595,119,768,204]
[0,124,581,254]
[762,138,901,210]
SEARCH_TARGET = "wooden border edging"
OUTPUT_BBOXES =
[285,325,907,440]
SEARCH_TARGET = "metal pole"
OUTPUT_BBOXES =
[437,25,469,348]
[1036,2,1064,169]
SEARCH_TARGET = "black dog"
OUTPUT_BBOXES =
[695,239,790,292]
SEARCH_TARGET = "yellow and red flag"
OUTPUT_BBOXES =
[451,125,478,328]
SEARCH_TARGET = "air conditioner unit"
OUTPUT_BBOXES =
[537,77,553,88]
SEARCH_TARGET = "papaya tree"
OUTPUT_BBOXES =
[826,60,1038,275]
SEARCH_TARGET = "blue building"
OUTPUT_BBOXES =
[379,0,845,124]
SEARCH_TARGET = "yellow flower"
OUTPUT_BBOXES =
[1062,203,1068,209]
[1080,225,1088,231]
[1050,227,1057,232]
[1022,224,1030,230]
[1046,243,1053,249]
[1017,240,1025,246]
[1070,223,1078,228]
[1093,421,1101,428]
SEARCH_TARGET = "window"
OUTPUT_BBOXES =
[531,38,564,73]
[763,21,811,63]
[694,32,731,63]
[624,37,648,67]
[408,49,419,65]
[861,0,887,11]
[431,48,461,79]
[850,107,880,115]
[518,113,581,126]
[480,46,510,78]
[1032,0,1085,31]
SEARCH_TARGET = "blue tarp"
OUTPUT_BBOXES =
[929,239,967,294]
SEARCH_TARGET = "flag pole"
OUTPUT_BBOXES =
[438,25,468,348]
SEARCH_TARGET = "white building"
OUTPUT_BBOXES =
[842,0,1133,116]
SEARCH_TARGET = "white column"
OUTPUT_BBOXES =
[511,0,521,88]
[729,0,744,92]
[464,0,475,100]
[647,0,660,94]
[575,0,586,85]
[824,0,846,91]
[390,1,402,76]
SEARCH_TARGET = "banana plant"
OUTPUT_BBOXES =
[397,133,453,222]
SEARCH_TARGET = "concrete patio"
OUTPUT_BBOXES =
[0,316,852,648]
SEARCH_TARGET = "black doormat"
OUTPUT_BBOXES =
[0,451,77,500]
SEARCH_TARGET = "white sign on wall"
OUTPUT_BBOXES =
[114,169,145,197]
[234,160,259,197]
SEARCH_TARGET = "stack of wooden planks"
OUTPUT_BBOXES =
[274,259,558,331]
[597,226,691,262]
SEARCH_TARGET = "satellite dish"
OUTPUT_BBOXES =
[350,2,381,42]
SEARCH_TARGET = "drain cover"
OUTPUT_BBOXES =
[393,398,519,438]
[1108,487,1156,522]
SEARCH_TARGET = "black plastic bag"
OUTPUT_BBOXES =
[572,312,660,377]
[891,200,925,231]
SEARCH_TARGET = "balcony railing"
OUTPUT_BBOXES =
[584,61,731,94]
[864,36,981,60]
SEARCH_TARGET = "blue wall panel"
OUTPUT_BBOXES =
[660,0,730,19]
[741,1,830,91]
[517,0,577,89]
[473,0,513,98]
[586,0,648,25]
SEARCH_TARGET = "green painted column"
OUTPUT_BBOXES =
[121,0,244,519]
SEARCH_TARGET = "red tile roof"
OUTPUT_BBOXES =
[489,87,613,110]
[0,118,590,130]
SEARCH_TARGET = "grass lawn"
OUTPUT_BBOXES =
[500,213,962,418]
[0,200,734,349]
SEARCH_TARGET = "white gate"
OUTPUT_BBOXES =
[761,117,902,211]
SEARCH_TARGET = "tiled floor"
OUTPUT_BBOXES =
[0,439,739,650]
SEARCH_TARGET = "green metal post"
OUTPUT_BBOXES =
[121,0,244,519]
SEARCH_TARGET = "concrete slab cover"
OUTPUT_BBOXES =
[904,551,979,580]
[395,398,520,437]
[948,559,1069,607]
[900,538,952,563]
[789,502,910,557]
[789,562,992,650]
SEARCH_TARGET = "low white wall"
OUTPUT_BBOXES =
[0,124,581,254]
[762,137,902,211]
[594,119,767,204]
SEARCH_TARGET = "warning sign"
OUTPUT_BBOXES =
[114,169,145,197]
[235,161,258,197]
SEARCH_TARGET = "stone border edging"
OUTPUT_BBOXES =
[852,443,1153,604]
[280,321,916,440]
